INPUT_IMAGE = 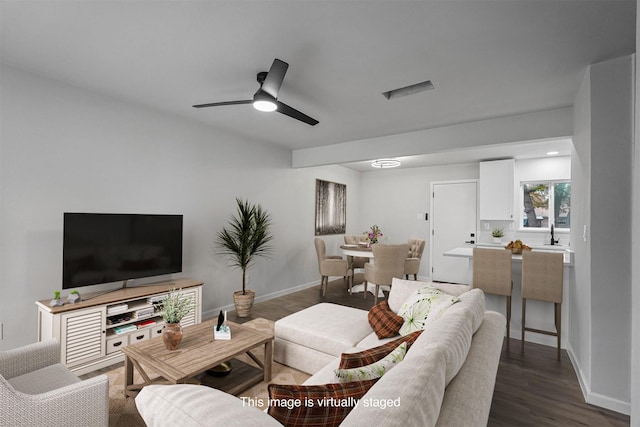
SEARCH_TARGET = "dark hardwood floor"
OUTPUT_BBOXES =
[229,273,630,427]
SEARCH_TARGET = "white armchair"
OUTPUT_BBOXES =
[0,338,109,427]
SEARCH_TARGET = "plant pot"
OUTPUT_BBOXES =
[493,237,502,243]
[50,298,64,307]
[162,322,183,350]
[233,290,255,318]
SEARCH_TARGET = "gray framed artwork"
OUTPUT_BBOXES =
[315,179,346,235]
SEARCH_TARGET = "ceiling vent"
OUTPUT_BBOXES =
[382,80,434,100]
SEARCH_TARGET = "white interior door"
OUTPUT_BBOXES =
[430,181,477,284]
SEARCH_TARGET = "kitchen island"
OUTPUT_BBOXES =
[443,245,573,349]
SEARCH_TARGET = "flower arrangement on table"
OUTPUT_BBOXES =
[364,224,383,244]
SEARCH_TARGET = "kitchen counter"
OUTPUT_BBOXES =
[444,245,574,265]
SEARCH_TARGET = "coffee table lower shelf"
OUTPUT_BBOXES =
[198,359,264,396]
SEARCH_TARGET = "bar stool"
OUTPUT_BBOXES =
[521,251,564,360]
[472,248,512,343]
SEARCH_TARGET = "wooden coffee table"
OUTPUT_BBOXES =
[121,319,273,398]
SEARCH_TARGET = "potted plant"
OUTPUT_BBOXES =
[50,290,64,307]
[161,288,192,350]
[216,198,273,317]
[492,228,505,243]
[67,289,81,304]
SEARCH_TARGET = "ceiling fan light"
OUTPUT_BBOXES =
[253,99,277,112]
[371,159,401,168]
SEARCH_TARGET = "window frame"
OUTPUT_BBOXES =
[519,180,571,232]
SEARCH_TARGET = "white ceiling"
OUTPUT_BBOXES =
[1,1,635,169]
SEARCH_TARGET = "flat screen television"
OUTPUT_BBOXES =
[63,213,183,289]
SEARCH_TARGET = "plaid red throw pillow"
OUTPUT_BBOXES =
[367,300,404,338]
[267,379,378,427]
[338,330,423,369]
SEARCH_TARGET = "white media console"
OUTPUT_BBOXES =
[36,278,203,375]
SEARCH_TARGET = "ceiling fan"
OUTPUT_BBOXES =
[193,58,319,126]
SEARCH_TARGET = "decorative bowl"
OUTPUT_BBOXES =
[207,361,233,377]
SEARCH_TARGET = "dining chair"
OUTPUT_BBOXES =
[404,238,426,280]
[472,248,512,343]
[314,238,352,296]
[364,244,410,305]
[521,251,564,360]
[343,235,369,271]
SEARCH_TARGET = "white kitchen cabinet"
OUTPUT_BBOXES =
[479,159,515,220]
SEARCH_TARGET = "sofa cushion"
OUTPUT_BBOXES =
[339,331,422,369]
[367,300,404,338]
[136,384,282,427]
[340,345,448,427]
[267,379,378,427]
[275,303,372,357]
[334,342,407,382]
[7,363,80,394]
[398,287,459,335]
[387,278,469,313]
[405,288,485,386]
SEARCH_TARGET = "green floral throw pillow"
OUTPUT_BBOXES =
[334,342,407,383]
[398,286,460,335]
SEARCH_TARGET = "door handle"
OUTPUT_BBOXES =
[465,240,475,244]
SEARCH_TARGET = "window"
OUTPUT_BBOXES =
[521,181,571,230]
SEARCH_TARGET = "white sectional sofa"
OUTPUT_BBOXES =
[136,280,505,427]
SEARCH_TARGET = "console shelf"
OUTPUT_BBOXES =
[36,278,203,375]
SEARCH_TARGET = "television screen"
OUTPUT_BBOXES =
[63,213,183,289]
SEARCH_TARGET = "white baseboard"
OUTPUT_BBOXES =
[202,280,319,320]
[566,345,631,416]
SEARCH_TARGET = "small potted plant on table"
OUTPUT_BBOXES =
[161,288,192,350]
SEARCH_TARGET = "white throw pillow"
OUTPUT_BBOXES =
[398,287,460,335]
[333,342,407,382]
[388,278,469,314]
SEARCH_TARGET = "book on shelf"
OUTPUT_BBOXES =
[134,307,155,319]
[147,295,165,304]
[107,304,129,315]
[136,319,156,329]
[114,324,137,334]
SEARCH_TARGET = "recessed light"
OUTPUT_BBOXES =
[371,159,401,168]
[546,151,559,156]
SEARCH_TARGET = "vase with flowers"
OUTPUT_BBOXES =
[364,225,383,246]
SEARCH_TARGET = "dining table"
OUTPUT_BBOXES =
[339,244,385,297]
[340,244,375,260]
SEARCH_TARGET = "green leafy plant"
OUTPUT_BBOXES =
[492,228,504,238]
[216,198,274,295]
[161,288,192,324]
[70,290,79,295]
[54,290,61,299]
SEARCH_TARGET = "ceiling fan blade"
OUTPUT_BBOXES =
[193,100,252,108]
[261,59,288,99]
[275,100,319,126]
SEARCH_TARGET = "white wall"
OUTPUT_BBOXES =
[570,64,593,403]
[569,55,633,415]
[358,163,479,278]
[633,5,640,426]
[0,65,361,350]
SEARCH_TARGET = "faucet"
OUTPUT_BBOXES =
[550,224,559,245]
